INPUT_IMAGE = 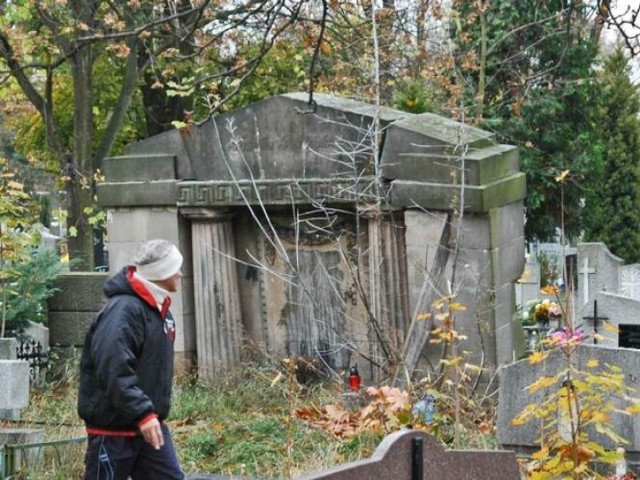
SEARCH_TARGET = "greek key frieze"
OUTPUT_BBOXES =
[177,179,369,206]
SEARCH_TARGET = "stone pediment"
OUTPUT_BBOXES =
[100,92,525,213]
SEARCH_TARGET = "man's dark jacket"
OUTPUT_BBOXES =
[77,266,175,433]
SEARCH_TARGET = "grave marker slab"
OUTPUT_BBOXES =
[298,430,520,480]
[498,344,640,463]
[0,359,30,420]
[0,338,17,360]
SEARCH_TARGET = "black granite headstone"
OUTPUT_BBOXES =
[619,324,640,349]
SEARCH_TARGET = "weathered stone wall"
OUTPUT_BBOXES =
[48,273,108,347]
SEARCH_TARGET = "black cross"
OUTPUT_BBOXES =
[582,300,608,344]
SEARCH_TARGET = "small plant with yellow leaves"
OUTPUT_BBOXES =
[514,170,640,479]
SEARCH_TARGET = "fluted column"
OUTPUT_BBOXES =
[182,208,242,384]
[366,210,409,380]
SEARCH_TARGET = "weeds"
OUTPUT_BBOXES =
[4,353,499,479]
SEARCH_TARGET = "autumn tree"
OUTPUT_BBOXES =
[0,0,303,269]
[450,0,603,241]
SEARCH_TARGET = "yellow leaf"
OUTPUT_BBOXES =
[586,358,599,368]
[531,446,549,460]
[416,312,431,321]
[449,301,467,311]
[602,321,619,333]
[526,375,559,393]
[528,351,548,365]
[555,169,570,182]
[512,403,536,425]
[626,402,640,414]
[463,363,482,372]
[591,411,610,423]
[270,372,283,387]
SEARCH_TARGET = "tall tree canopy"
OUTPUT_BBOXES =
[583,46,640,263]
[0,0,303,269]
[451,0,603,242]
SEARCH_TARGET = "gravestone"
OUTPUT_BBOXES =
[515,255,541,312]
[0,359,30,420]
[575,243,640,346]
[0,337,18,360]
[621,264,640,300]
[497,344,640,467]
[298,429,520,480]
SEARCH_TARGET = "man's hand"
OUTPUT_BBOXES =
[139,417,164,450]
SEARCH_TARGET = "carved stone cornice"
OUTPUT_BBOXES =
[177,178,375,207]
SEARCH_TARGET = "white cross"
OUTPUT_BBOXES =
[579,257,596,305]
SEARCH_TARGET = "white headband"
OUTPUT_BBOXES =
[136,245,183,281]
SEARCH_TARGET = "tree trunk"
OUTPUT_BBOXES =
[68,41,96,271]
[67,183,95,271]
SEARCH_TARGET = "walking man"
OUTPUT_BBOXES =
[78,239,185,479]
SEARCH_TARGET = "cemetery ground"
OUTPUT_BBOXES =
[0,352,503,479]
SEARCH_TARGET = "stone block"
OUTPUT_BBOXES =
[491,238,526,287]
[0,360,29,411]
[382,112,494,162]
[493,282,523,364]
[49,311,96,346]
[457,213,492,250]
[104,155,177,182]
[490,201,526,249]
[584,291,640,346]
[97,180,179,208]
[48,273,108,312]
[380,144,519,186]
[185,94,402,181]
[388,173,526,213]
[105,207,181,243]
[125,129,194,180]
[0,338,18,360]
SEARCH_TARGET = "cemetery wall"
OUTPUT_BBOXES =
[48,272,108,347]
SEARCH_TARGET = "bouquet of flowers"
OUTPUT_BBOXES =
[529,298,562,326]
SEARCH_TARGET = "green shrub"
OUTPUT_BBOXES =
[4,249,63,333]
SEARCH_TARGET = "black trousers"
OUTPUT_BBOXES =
[83,424,184,480]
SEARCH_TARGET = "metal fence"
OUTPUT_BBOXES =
[15,340,49,386]
[0,436,86,480]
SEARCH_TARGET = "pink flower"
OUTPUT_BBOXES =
[547,327,585,347]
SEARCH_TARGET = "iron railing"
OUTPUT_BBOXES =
[0,436,86,479]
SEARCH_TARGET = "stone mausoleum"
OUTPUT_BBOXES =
[96,92,526,383]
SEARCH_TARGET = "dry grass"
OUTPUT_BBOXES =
[2,352,498,479]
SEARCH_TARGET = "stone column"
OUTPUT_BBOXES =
[366,210,409,381]
[182,208,243,384]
